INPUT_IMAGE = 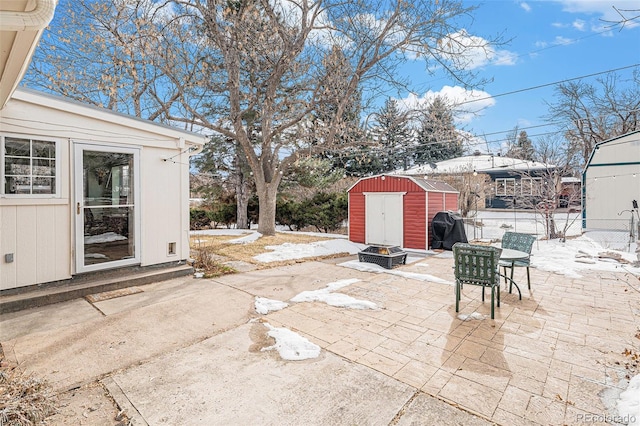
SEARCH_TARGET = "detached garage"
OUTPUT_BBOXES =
[348,174,459,250]
[582,130,640,231]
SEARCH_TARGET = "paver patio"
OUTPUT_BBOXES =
[218,254,640,425]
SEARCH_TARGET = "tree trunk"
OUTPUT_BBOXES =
[234,149,252,229]
[236,181,251,229]
[256,181,279,236]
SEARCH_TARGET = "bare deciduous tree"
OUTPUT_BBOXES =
[546,70,640,167]
[27,0,503,235]
[513,135,582,239]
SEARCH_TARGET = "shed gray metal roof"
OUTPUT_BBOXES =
[347,174,458,193]
[407,175,458,192]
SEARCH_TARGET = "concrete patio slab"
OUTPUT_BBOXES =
[1,278,255,390]
[108,322,415,426]
[0,298,102,341]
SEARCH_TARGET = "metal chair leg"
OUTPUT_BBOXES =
[490,287,495,319]
[509,263,515,293]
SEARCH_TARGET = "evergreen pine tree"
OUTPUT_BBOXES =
[371,98,411,172]
[414,96,462,165]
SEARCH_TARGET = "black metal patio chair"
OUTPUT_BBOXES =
[499,232,536,290]
[453,243,503,319]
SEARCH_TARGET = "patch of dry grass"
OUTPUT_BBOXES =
[0,362,57,425]
[190,231,350,269]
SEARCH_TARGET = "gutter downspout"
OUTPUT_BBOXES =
[0,0,57,31]
[188,143,204,157]
[182,141,204,261]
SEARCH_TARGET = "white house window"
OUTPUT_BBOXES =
[2,136,58,196]
[521,177,542,196]
[495,178,516,196]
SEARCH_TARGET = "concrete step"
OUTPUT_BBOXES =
[0,263,194,314]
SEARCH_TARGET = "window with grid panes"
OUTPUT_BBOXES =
[495,178,516,196]
[2,136,58,195]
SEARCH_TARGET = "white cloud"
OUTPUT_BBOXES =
[555,1,634,21]
[517,118,532,128]
[520,2,532,12]
[553,35,574,45]
[553,1,640,30]
[439,30,517,70]
[572,19,586,31]
[397,86,496,124]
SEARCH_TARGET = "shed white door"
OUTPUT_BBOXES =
[365,193,403,246]
[74,144,141,273]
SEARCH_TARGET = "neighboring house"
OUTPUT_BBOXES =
[582,130,640,232]
[399,154,557,209]
[0,1,206,291]
[347,174,459,250]
[559,177,581,208]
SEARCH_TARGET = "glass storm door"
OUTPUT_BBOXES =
[75,144,140,273]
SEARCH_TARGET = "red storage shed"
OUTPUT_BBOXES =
[348,174,459,250]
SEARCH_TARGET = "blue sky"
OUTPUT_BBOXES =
[393,0,640,154]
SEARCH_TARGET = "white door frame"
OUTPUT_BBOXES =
[74,143,141,273]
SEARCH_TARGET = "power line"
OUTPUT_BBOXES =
[456,63,640,106]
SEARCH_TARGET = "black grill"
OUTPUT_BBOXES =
[431,211,468,250]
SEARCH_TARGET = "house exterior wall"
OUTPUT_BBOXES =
[0,90,203,290]
[583,132,640,231]
[348,175,458,250]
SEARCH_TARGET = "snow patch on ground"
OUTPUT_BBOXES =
[290,278,377,310]
[229,232,262,244]
[530,236,640,278]
[339,260,454,285]
[261,323,321,361]
[458,312,487,321]
[617,374,640,425]
[254,239,365,263]
[255,297,289,314]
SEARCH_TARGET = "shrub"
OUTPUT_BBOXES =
[276,198,308,231]
[276,192,347,233]
[190,208,211,230]
[305,192,348,233]
[209,203,236,229]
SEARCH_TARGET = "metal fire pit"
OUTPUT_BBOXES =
[358,245,407,269]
